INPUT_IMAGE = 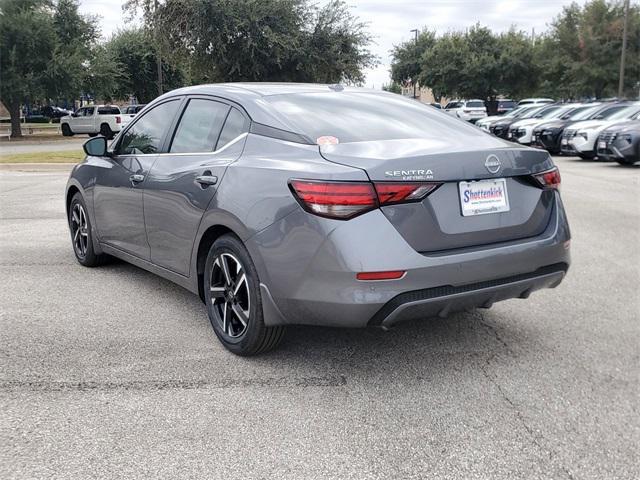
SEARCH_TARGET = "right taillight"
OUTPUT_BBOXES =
[373,182,441,205]
[532,167,561,190]
[289,179,441,220]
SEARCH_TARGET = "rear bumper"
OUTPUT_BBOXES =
[249,193,571,328]
[369,263,567,327]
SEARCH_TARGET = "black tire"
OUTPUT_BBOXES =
[578,151,596,160]
[99,123,113,139]
[61,123,73,137]
[88,132,97,137]
[204,234,285,356]
[68,193,108,267]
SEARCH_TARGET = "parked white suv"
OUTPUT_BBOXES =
[507,104,577,145]
[444,99,487,123]
[563,104,640,159]
[61,105,123,139]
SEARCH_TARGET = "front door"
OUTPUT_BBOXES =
[143,99,249,276]
[92,99,183,259]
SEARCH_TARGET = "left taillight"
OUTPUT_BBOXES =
[532,167,561,190]
[289,180,377,219]
[289,179,441,220]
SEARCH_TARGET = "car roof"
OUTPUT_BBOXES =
[157,83,403,134]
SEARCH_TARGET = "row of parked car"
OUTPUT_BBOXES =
[476,101,640,165]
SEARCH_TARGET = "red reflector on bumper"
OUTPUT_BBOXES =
[356,270,405,281]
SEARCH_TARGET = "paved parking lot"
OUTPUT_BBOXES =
[0,157,638,479]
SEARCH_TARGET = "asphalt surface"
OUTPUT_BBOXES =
[1,157,638,479]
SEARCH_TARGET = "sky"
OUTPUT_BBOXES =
[78,0,588,89]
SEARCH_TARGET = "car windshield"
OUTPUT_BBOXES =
[569,105,601,120]
[498,101,516,108]
[505,107,525,117]
[533,106,561,118]
[607,106,640,120]
[466,101,484,108]
[263,92,480,143]
[559,106,590,119]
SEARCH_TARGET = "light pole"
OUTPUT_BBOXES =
[618,0,630,98]
[410,28,418,99]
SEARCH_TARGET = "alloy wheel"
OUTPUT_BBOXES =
[71,203,89,258]
[209,253,250,338]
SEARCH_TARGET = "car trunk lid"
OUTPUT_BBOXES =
[320,138,556,253]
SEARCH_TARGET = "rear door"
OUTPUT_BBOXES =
[143,97,249,276]
[93,98,183,259]
[74,107,93,133]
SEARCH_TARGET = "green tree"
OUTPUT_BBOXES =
[539,0,640,99]
[389,29,435,87]
[382,82,402,94]
[418,31,470,100]
[0,0,57,137]
[128,0,375,84]
[103,28,183,103]
[48,0,99,102]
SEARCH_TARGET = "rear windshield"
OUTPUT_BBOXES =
[98,106,120,115]
[498,101,516,108]
[263,92,481,144]
[466,101,484,108]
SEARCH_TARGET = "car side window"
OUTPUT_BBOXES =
[216,108,248,150]
[85,107,94,116]
[170,99,230,153]
[117,100,181,155]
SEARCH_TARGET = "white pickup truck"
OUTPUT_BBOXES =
[60,105,123,139]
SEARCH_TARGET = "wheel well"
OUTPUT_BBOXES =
[196,225,235,302]
[66,186,80,216]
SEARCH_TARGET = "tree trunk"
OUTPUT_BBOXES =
[8,101,22,138]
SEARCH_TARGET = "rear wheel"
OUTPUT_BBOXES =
[99,123,113,139]
[88,132,97,137]
[204,234,285,355]
[578,150,595,160]
[68,193,108,267]
[61,123,73,137]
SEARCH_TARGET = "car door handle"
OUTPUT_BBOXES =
[195,174,218,186]
[130,173,145,184]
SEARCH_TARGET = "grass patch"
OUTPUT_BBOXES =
[0,150,84,163]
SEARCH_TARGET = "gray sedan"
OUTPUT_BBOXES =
[66,83,571,355]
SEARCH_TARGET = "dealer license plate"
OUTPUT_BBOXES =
[459,178,510,217]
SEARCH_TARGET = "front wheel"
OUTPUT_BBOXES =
[204,234,285,355]
[68,193,108,267]
[61,123,73,136]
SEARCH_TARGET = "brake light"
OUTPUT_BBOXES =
[532,167,561,189]
[116,116,121,124]
[374,182,440,205]
[290,180,441,220]
[289,180,377,219]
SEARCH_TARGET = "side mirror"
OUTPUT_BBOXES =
[83,136,108,157]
